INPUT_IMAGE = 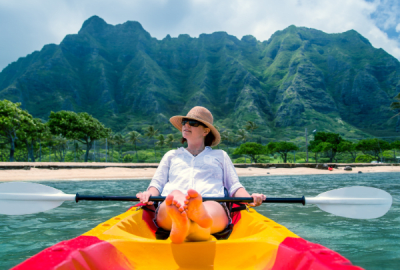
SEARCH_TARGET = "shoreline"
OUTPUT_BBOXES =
[0,163,399,182]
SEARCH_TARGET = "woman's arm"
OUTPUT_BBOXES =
[139,151,173,204]
[222,151,266,206]
[233,187,266,207]
[136,187,160,205]
[233,187,250,197]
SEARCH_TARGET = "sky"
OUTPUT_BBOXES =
[1,0,400,71]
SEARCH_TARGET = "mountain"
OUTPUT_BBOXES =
[1,15,399,139]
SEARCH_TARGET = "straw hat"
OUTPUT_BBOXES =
[170,106,221,147]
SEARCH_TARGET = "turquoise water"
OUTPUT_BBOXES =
[0,173,399,270]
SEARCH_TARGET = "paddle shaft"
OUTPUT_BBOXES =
[75,194,306,205]
[0,182,392,218]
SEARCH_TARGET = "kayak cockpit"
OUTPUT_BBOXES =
[97,206,273,241]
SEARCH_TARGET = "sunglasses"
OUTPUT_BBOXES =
[181,119,206,127]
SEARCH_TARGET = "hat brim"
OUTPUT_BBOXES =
[170,116,221,147]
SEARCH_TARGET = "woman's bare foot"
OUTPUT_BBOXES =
[185,189,213,228]
[165,194,190,244]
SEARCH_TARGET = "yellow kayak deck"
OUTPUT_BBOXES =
[13,205,363,270]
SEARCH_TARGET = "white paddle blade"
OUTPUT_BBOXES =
[0,182,75,215]
[0,200,64,216]
[306,186,392,219]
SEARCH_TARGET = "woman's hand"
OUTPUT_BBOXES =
[136,191,154,205]
[233,188,266,207]
[249,193,266,207]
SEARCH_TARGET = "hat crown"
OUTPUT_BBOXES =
[186,106,213,124]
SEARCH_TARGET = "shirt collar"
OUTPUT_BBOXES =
[180,146,211,157]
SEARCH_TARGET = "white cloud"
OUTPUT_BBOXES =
[1,0,400,71]
[368,0,400,31]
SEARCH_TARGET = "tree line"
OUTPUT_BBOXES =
[234,132,400,163]
[1,99,400,163]
[0,100,264,162]
[0,100,111,162]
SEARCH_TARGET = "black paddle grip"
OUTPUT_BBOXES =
[75,193,305,205]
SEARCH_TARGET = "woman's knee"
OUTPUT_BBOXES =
[203,201,224,211]
[156,202,172,229]
[203,202,229,222]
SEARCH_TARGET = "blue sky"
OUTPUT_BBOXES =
[0,0,399,71]
[369,0,400,40]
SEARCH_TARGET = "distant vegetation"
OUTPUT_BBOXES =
[1,100,400,163]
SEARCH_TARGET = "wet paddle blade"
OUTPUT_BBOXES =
[0,182,75,215]
[306,186,392,219]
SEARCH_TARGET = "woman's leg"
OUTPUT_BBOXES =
[156,189,229,243]
[185,189,229,234]
[202,201,229,234]
[156,190,190,244]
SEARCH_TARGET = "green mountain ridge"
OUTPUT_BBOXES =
[1,16,399,140]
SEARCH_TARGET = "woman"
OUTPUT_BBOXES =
[136,106,266,244]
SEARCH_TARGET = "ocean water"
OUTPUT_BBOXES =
[0,173,399,270]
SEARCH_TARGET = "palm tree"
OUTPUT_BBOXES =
[144,126,159,162]
[237,129,249,142]
[107,134,116,162]
[390,93,400,132]
[221,130,229,144]
[53,135,68,162]
[40,129,53,162]
[237,129,249,163]
[114,133,125,163]
[155,134,165,159]
[127,131,141,162]
[72,140,84,161]
[244,121,258,140]
[165,134,176,149]
[45,135,56,162]
[221,130,236,155]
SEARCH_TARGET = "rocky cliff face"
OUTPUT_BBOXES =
[1,16,399,138]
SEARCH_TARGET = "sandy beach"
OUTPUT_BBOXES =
[0,162,399,181]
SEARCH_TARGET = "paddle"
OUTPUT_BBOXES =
[0,182,392,219]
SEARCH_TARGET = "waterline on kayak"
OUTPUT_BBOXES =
[0,172,399,270]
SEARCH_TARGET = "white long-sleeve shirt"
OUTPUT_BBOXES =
[148,146,244,197]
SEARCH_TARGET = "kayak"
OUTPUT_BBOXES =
[12,204,363,270]
[2,182,391,269]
